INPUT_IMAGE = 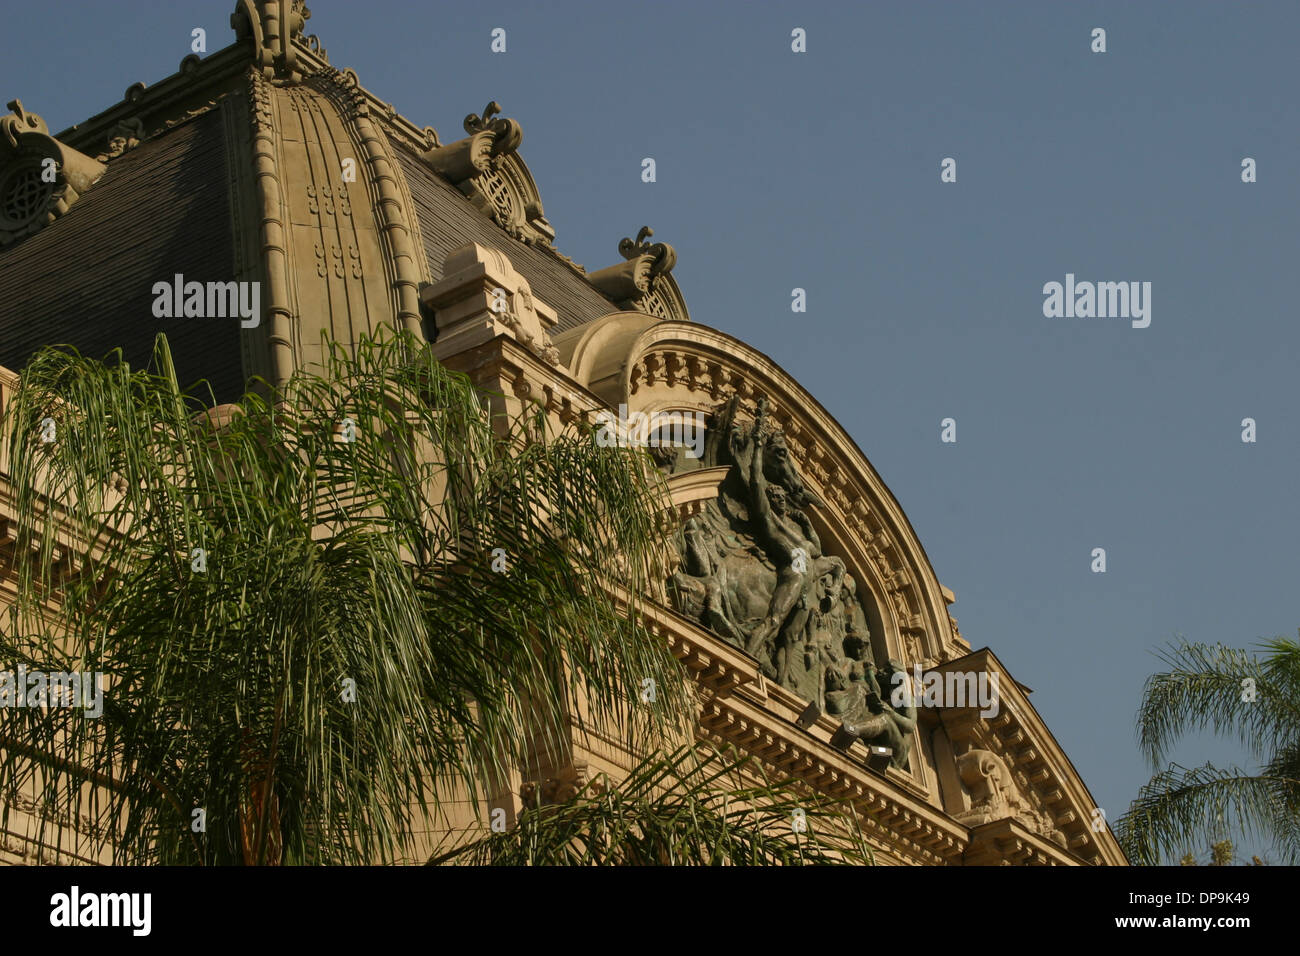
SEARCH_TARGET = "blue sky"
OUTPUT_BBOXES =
[4,0,1297,863]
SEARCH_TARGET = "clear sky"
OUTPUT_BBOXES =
[3,0,1296,863]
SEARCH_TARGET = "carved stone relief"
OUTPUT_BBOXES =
[954,749,1067,847]
[665,396,914,769]
[94,117,145,162]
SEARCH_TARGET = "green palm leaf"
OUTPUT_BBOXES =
[1117,635,1300,866]
[0,330,698,864]
[428,743,874,866]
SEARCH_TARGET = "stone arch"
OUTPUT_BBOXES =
[556,314,969,671]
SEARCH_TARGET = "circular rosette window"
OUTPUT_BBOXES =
[0,152,59,242]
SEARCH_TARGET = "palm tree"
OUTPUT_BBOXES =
[0,330,869,865]
[1116,636,1300,865]
[430,744,871,865]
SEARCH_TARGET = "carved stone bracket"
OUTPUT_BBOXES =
[938,662,1094,858]
[954,749,1068,849]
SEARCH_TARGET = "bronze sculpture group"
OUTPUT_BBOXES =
[668,398,915,769]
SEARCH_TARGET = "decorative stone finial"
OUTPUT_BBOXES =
[588,226,678,302]
[0,99,40,149]
[463,102,522,156]
[0,100,106,246]
[231,0,313,83]
[420,101,523,187]
[618,226,676,278]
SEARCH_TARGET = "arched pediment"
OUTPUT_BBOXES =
[561,315,970,696]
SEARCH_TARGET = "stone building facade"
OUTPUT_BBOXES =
[0,2,1125,865]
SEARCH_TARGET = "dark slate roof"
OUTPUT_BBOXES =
[0,110,245,403]
[392,140,619,334]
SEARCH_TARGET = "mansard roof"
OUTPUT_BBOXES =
[0,1,687,399]
[0,110,243,400]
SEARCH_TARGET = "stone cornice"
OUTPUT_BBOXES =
[936,647,1128,865]
[430,329,605,442]
[964,817,1072,866]
[644,601,758,700]
[601,586,968,864]
[651,587,1109,866]
[55,45,254,156]
[696,692,967,864]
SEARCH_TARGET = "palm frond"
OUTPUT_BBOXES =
[1136,638,1300,767]
[1115,762,1300,866]
[428,744,874,866]
[0,330,698,864]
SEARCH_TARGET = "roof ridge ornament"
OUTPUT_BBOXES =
[588,226,679,303]
[463,102,519,145]
[0,99,40,147]
[618,226,677,279]
[0,100,106,246]
[95,117,145,162]
[420,101,523,187]
[231,0,313,84]
[420,104,555,245]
